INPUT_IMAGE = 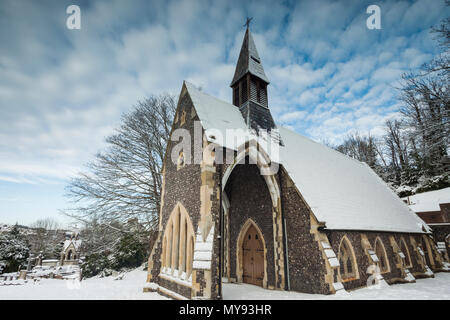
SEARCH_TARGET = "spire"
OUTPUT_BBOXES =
[229,20,278,137]
[230,26,269,87]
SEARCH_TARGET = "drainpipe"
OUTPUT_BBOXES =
[279,168,290,291]
[217,164,223,299]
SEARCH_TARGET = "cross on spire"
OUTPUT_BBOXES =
[243,17,253,29]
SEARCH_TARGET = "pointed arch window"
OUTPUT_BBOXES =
[233,87,239,106]
[400,238,412,268]
[161,204,195,282]
[338,236,358,282]
[421,236,434,266]
[180,110,186,126]
[177,151,185,170]
[241,80,248,103]
[375,238,390,273]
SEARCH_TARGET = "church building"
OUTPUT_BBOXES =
[144,25,447,299]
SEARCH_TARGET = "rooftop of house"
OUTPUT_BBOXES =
[403,187,450,213]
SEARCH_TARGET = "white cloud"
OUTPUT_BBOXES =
[279,111,307,123]
[0,0,446,184]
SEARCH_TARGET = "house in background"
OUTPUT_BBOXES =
[403,187,450,224]
[403,188,450,261]
[60,232,82,266]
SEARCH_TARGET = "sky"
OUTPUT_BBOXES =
[0,0,448,227]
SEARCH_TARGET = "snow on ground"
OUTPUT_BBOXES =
[223,272,450,300]
[0,268,449,300]
[0,267,168,300]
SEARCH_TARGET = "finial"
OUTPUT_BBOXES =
[243,17,253,29]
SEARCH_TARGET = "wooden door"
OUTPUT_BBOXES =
[242,225,264,286]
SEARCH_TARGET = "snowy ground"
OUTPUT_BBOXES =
[0,267,168,300]
[223,272,450,300]
[0,268,449,300]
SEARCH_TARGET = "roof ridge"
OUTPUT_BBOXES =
[184,81,232,106]
[279,126,366,167]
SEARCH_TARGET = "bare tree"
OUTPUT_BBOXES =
[334,132,383,174]
[395,6,449,181]
[334,9,448,194]
[399,75,449,176]
[31,218,60,231]
[62,94,176,234]
[29,218,63,258]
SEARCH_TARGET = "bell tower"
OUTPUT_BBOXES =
[230,21,276,133]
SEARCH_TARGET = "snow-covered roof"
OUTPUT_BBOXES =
[184,83,428,234]
[63,239,82,252]
[403,188,450,213]
[278,127,427,233]
[185,82,250,151]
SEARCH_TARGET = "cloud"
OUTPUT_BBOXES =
[279,111,308,123]
[0,0,447,224]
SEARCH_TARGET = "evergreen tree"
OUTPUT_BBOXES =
[0,224,31,273]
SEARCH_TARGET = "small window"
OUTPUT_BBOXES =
[177,151,185,170]
[233,87,239,106]
[257,82,261,103]
[241,81,248,103]
[251,56,260,63]
[180,110,186,126]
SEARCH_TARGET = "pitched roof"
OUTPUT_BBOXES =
[184,83,428,234]
[230,28,269,87]
[403,187,450,213]
[185,82,248,151]
[279,127,428,233]
[63,239,82,252]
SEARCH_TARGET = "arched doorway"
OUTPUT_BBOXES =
[242,225,264,286]
[236,219,268,288]
[222,142,285,290]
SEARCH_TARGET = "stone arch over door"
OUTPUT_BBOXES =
[222,141,285,290]
[236,219,268,288]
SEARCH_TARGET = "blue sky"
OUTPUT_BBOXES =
[0,0,448,226]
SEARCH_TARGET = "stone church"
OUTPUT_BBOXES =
[145,26,447,299]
